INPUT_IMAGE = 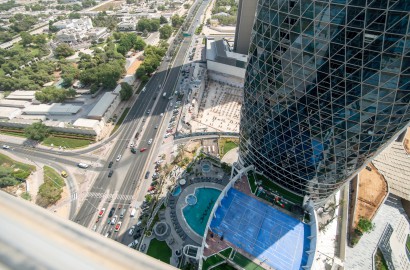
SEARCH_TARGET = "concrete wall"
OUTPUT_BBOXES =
[233,0,258,54]
[0,120,98,136]
[207,61,245,80]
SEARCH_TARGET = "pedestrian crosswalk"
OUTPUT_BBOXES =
[86,192,133,201]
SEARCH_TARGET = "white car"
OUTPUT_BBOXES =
[129,225,135,236]
[164,133,171,138]
[148,139,153,145]
[2,145,9,149]
[111,215,118,225]
[116,155,122,162]
[130,142,134,148]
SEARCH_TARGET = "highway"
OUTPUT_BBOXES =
[75,0,209,242]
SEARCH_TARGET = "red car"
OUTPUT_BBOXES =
[98,208,105,217]
[148,186,155,191]
[140,148,147,152]
[115,221,122,232]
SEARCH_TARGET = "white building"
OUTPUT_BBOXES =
[73,118,102,136]
[52,18,94,31]
[117,19,137,31]
[54,18,107,44]
[0,107,22,120]
[22,104,82,115]
[87,92,119,121]
[206,37,247,86]
[6,90,37,102]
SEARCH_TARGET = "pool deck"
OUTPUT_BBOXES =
[175,182,225,244]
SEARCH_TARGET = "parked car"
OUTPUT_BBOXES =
[115,221,122,232]
[111,215,118,225]
[108,170,114,177]
[2,145,9,149]
[129,225,135,236]
[144,171,150,179]
[108,207,115,218]
[146,109,150,114]
[98,208,105,217]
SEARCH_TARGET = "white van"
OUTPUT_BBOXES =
[77,163,89,169]
[130,208,137,217]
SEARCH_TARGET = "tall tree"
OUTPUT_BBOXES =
[119,82,133,101]
[24,122,51,141]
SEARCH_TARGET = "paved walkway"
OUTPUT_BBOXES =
[345,194,410,269]
[221,147,238,165]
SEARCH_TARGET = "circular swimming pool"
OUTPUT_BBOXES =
[201,161,212,173]
[186,194,197,205]
[183,188,221,236]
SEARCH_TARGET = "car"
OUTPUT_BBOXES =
[108,207,115,218]
[98,208,105,217]
[129,225,135,236]
[61,171,68,178]
[140,148,147,152]
[142,118,146,122]
[130,142,134,148]
[154,125,158,129]
[108,161,113,168]
[108,170,114,178]
[146,109,150,114]
[136,220,142,227]
[142,87,146,92]
[148,186,155,191]
[111,215,118,225]
[148,138,153,145]
[118,204,122,209]
[145,171,150,179]
[116,155,122,162]
[164,133,171,138]
[115,221,122,232]
[131,148,137,154]
[2,145,9,149]
[78,163,89,169]
[160,113,164,117]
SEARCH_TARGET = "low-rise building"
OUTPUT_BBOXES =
[0,107,22,120]
[22,104,82,115]
[6,90,37,102]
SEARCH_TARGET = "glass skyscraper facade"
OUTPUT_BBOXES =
[239,0,410,203]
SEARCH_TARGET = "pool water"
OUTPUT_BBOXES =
[172,185,182,196]
[183,188,221,236]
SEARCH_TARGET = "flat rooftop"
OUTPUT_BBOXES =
[206,38,247,68]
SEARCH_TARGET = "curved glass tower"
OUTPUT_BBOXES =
[239,0,410,203]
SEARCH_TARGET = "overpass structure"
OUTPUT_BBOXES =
[0,191,176,270]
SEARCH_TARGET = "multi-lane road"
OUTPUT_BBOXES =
[73,0,209,243]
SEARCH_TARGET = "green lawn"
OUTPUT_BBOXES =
[0,152,36,179]
[203,248,232,270]
[111,107,130,135]
[218,138,239,157]
[36,165,66,207]
[407,235,410,252]
[255,173,303,205]
[247,171,257,193]
[232,252,264,270]
[213,264,236,270]
[0,130,27,138]
[42,136,92,149]
[43,166,65,187]
[146,239,172,264]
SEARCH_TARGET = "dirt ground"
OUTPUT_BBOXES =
[353,163,388,227]
[127,59,142,75]
[91,0,123,11]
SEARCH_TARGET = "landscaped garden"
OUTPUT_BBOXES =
[146,238,172,264]
[36,166,66,207]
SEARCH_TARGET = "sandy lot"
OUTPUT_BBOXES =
[353,163,388,227]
